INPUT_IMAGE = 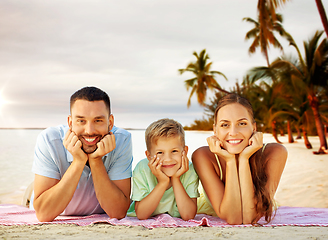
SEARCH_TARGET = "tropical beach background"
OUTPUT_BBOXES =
[1,1,328,239]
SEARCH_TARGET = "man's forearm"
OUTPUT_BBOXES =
[34,161,85,222]
[89,160,131,219]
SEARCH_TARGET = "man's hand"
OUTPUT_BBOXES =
[207,135,235,163]
[148,155,170,186]
[89,132,116,161]
[63,129,88,164]
[172,151,189,179]
[239,132,263,160]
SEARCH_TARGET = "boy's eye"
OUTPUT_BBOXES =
[156,152,163,155]
[172,150,179,153]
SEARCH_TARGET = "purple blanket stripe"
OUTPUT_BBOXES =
[1,205,328,228]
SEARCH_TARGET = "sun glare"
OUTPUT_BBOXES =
[0,92,9,109]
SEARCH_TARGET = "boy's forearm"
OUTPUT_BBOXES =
[135,182,167,220]
[171,178,197,220]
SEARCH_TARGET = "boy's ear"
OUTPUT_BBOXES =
[184,146,189,155]
[145,150,151,160]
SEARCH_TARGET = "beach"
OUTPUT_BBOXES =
[1,133,328,239]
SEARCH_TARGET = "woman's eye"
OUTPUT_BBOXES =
[221,123,229,128]
[239,122,247,126]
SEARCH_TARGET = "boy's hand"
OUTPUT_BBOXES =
[89,132,116,161]
[239,131,263,160]
[63,129,88,164]
[148,155,170,185]
[172,151,189,179]
[207,135,235,163]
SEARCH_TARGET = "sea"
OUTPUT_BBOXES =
[0,128,213,204]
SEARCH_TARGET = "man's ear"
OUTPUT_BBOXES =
[68,115,72,129]
[108,114,114,131]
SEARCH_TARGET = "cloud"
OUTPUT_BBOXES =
[0,0,326,128]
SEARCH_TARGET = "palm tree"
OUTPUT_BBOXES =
[315,0,328,37]
[243,11,291,66]
[179,49,229,107]
[254,31,328,153]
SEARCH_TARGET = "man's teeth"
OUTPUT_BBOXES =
[84,137,96,143]
[228,140,242,144]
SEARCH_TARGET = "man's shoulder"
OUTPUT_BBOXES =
[112,126,131,138]
[39,125,68,142]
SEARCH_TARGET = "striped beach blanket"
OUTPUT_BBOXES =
[1,204,328,228]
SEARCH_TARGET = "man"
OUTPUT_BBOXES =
[31,86,132,222]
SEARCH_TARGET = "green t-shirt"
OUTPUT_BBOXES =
[127,158,200,218]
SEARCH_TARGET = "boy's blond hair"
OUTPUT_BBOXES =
[145,118,185,151]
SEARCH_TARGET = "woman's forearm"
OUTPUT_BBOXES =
[238,157,257,224]
[217,160,243,224]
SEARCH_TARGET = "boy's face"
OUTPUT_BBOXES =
[146,136,188,177]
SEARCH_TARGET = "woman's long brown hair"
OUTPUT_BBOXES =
[214,93,275,224]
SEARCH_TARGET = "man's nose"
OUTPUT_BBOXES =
[85,122,95,135]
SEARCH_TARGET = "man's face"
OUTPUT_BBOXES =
[68,99,113,154]
[146,136,188,177]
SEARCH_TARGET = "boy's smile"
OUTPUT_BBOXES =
[147,136,188,177]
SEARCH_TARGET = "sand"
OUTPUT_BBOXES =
[1,135,328,239]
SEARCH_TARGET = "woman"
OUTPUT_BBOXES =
[192,93,287,225]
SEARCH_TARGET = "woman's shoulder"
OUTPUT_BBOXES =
[192,146,211,158]
[263,142,288,162]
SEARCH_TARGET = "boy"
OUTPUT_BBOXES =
[127,118,199,220]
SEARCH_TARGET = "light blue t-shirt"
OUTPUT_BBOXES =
[127,158,199,218]
[30,125,133,216]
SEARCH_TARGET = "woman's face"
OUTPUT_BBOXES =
[214,103,256,154]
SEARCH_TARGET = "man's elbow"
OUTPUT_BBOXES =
[35,210,56,222]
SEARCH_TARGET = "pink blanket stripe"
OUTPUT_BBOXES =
[1,204,328,228]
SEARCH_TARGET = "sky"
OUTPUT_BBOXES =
[0,0,327,129]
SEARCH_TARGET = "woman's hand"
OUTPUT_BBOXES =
[207,135,235,163]
[239,131,263,160]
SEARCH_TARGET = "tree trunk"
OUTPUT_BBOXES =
[271,121,282,143]
[309,95,328,154]
[315,0,328,37]
[302,126,312,149]
[287,120,294,143]
[296,126,302,139]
